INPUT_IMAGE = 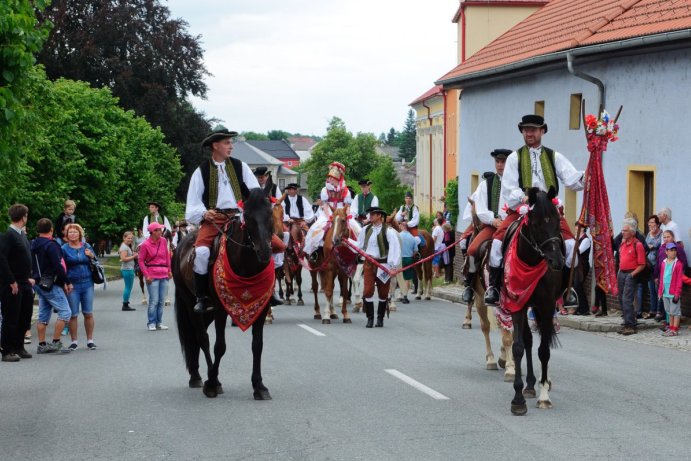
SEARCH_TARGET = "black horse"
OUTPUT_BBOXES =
[508,187,564,416]
[173,188,274,400]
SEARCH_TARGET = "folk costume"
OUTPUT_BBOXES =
[351,179,379,225]
[395,192,420,236]
[303,162,359,258]
[142,202,172,238]
[484,115,585,306]
[459,149,509,302]
[281,183,315,225]
[353,207,401,328]
[253,166,283,200]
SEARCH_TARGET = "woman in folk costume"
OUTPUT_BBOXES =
[303,161,360,261]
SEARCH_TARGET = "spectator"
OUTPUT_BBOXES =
[442,222,455,284]
[397,221,421,303]
[644,215,663,319]
[0,204,34,362]
[138,222,172,331]
[61,223,97,351]
[435,211,445,226]
[54,199,77,245]
[616,218,646,336]
[658,242,683,336]
[431,218,444,278]
[654,229,688,324]
[31,218,72,354]
[657,207,683,246]
[119,231,138,311]
[613,212,646,318]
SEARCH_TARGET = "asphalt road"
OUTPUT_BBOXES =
[2,278,691,460]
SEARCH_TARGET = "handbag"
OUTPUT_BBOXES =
[89,257,106,284]
[35,255,55,291]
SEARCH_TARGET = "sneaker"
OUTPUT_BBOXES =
[156,324,169,330]
[17,349,32,359]
[147,324,156,331]
[68,343,78,351]
[87,342,97,350]
[37,343,58,354]
[54,341,71,353]
[2,353,20,362]
[663,329,678,337]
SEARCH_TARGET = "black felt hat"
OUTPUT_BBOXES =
[518,115,548,134]
[358,179,372,186]
[405,191,413,198]
[490,149,512,160]
[285,183,299,190]
[147,201,162,209]
[202,125,238,147]
[366,206,387,217]
[253,166,269,176]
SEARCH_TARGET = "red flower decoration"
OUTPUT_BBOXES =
[270,197,277,204]
[237,200,244,210]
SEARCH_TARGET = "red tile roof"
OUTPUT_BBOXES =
[409,85,443,106]
[439,0,691,84]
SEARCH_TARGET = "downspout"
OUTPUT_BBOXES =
[422,100,433,214]
[566,51,605,110]
[443,90,447,189]
[461,7,466,63]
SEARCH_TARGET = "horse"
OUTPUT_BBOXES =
[283,221,305,306]
[173,188,274,400]
[308,207,353,324]
[386,214,434,300]
[505,187,563,416]
[267,199,287,324]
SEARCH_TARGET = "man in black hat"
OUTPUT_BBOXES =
[395,191,420,236]
[142,201,172,238]
[281,183,314,229]
[253,166,282,200]
[185,125,262,313]
[458,149,509,303]
[483,115,584,306]
[351,179,379,225]
[354,206,401,328]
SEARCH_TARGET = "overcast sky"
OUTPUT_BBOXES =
[165,0,458,137]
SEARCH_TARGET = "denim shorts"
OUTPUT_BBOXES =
[67,280,95,317]
[36,285,72,323]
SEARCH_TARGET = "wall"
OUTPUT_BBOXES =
[463,5,543,60]
[413,95,445,215]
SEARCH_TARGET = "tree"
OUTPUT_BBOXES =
[369,157,410,213]
[378,132,387,144]
[267,130,292,141]
[398,109,417,162]
[386,127,398,146]
[242,131,270,141]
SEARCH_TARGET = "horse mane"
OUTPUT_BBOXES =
[244,188,271,214]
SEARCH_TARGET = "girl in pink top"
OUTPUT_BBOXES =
[138,222,172,331]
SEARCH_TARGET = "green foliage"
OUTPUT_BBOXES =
[418,213,435,233]
[445,177,459,227]
[386,128,399,146]
[368,157,410,213]
[398,109,417,162]
[267,129,291,141]
[242,131,270,141]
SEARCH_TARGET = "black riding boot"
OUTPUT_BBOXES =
[375,301,387,327]
[483,267,503,306]
[270,293,284,306]
[121,301,136,311]
[461,272,475,303]
[562,267,579,308]
[412,274,419,295]
[193,273,213,314]
[364,301,374,328]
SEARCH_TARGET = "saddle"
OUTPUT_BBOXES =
[500,219,522,262]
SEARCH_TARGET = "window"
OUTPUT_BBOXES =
[287,161,293,166]
[627,167,655,225]
[279,178,286,189]
[534,101,545,117]
[569,94,582,130]
[564,189,577,230]
[470,172,480,196]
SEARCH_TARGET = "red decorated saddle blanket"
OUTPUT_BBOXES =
[213,235,275,331]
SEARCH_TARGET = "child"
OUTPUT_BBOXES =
[658,242,683,336]
[431,218,444,278]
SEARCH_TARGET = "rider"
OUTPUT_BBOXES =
[142,201,172,238]
[395,191,420,236]
[460,149,509,303]
[281,183,314,231]
[185,125,283,314]
[253,166,282,200]
[351,179,379,226]
[484,115,584,306]
[353,207,401,328]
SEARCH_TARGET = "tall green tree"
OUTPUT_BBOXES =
[398,109,417,162]
[267,129,292,141]
[241,131,270,141]
[369,157,410,213]
[386,127,398,146]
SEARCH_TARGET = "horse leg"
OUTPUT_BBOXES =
[203,312,228,398]
[537,330,553,409]
[340,273,351,323]
[414,267,422,300]
[312,272,321,319]
[296,270,304,305]
[510,312,528,415]
[476,303,497,370]
[352,263,363,312]
[423,261,433,300]
[388,275,397,312]
[323,271,337,323]
[501,328,516,382]
[523,319,537,398]
[138,273,147,304]
[252,306,272,400]
[463,298,474,329]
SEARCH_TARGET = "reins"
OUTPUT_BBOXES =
[518,218,563,260]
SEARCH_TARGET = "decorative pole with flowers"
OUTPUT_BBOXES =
[568,104,622,297]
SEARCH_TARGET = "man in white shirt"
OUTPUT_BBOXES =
[658,207,683,245]
[353,207,401,328]
[395,192,420,236]
[142,201,172,238]
[254,166,282,200]
[351,179,379,225]
[281,183,314,230]
[484,115,584,306]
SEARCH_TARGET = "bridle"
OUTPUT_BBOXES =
[225,216,270,256]
[519,218,563,260]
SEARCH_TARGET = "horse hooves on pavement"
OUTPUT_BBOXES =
[284,299,292,305]
[189,378,203,388]
[486,362,498,370]
[343,318,352,324]
[497,358,506,369]
[265,319,273,324]
[216,385,224,395]
[203,382,218,398]
[322,319,331,324]
[511,403,528,416]
[504,372,515,382]
[297,299,304,306]
[537,399,553,409]
[415,296,421,300]
[523,388,537,399]
[425,296,431,300]
[253,387,272,400]
[314,314,322,320]
[329,314,339,319]
[462,322,472,329]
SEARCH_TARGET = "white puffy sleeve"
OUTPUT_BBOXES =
[185,168,206,225]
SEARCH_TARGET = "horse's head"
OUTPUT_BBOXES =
[331,207,350,246]
[238,188,273,265]
[525,187,564,270]
[271,200,285,236]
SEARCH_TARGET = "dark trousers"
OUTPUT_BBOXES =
[594,285,608,313]
[0,281,34,355]
[574,265,590,313]
[617,271,636,327]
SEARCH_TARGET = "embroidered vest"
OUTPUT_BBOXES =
[483,172,502,218]
[399,204,418,226]
[364,224,389,258]
[200,158,249,208]
[357,193,374,217]
[284,195,305,218]
[517,146,558,195]
[148,213,164,225]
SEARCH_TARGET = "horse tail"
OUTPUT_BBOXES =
[172,233,199,373]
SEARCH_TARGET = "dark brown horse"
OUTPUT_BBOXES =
[173,188,274,400]
[284,221,305,306]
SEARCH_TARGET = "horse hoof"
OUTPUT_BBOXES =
[425,296,431,301]
[462,322,472,329]
[264,319,273,324]
[314,314,322,320]
[486,362,498,370]
[537,399,553,409]
[523,388,537,399]
[322,319,331,324]
[511,403,528,416]
[285,299,292,305]
[329,314,339,319]
[297,299,304,306]
[352,307,361,313]
[415,296,421,300]
[203,382,218,398]
[504,372,515,382]
[497,358,506,369]
[343,318,352,324]
[253,389,272,400]
[217,385,224,395]
[189,378,203,388]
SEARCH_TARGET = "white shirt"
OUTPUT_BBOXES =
[282,195,315,223]
[395,204,420,227]
[432,225,444,249]
[320,186,352,208]
[351,194,379,218]
[355,223,401,268]
[142,214,172,238]
[461,177,496,226]
[185,160,260,225]
[499,147,584,218]
[661,220,683,245]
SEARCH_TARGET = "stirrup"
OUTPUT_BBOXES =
[193,297,213,314]
[461,286,474,303]
[562,288,578,308]
[484,287,499,306]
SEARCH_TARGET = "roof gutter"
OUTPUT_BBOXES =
[567,51,605,110]
[437,29,691,89]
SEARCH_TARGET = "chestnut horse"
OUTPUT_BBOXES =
[284,221,305,306]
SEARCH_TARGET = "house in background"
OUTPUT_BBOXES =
[233,140,307,195]
[248,140,301,169]
[409,0,548,217]
[288,136,319,163]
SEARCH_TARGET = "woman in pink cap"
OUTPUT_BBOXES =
[138,222,172,331]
